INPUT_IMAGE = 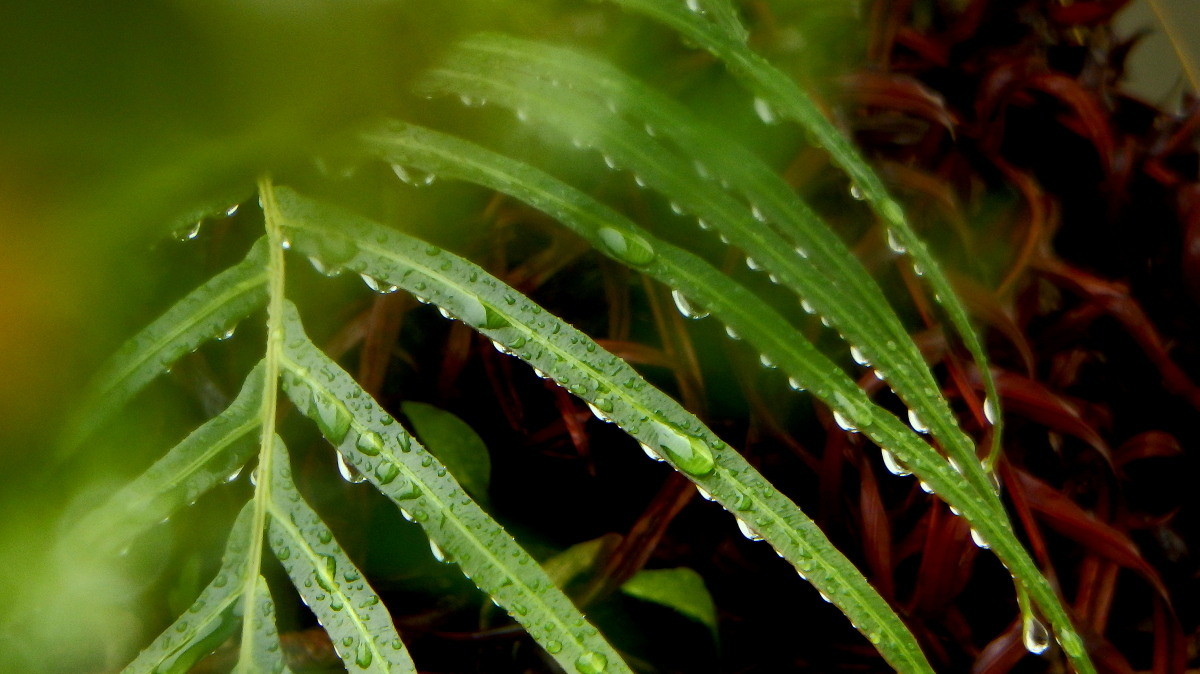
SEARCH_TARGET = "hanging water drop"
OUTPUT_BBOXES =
[437,307,454,320]
[745,256,763,271]
[759,353,776,369]
[907,409,929,434]
[1022,614,1050,655]
[309,256,342,278]
[800,299,815,314]
[787,377,805,392]
[176,221,202,242]
[696,486,715,501]
[849,346,870,366]
[983,395,1000,425]
[602,154,617,170]
[696,218,710,230]
[336,453,367,484]
[736,518,763,542]
[751,204,767,222]
[224,204,240,217]
[224,465,243,483]
[634,174,647,188]
[832,410,857,433]
[597,227,655,266]
[725,325,741,340]
[360,273,398,294]
[753,97,777,124]
[280,235,292,250]
[391,164,413,185]
[794,246,809,259]
[669,201,684,215]
[849,184,866,201]
[880,449,912,477]
[970,528,989,549]
[429,539,446,563]
[919,481,935,494]
[912,261,925,277]
[685,0,703,12]
[886,228,907,254]
[586,402,611,423]
[640,443,665,462]
[670,289,709,320]
[217,325,237,341]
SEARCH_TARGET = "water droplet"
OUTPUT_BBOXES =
[355,641,374,668]
[724,325,741,340]
[970,528,989,549]
[602,154,617,170]
[574,651,608,674]
[949,457,964,475]
[400,509,414,523]
[751,204,767,222]
[313,394,352,444]
[759,353,776,369]
[217,325,237,341]
[597,227,655,266]
[984,396,1000,425]
[355,431,383,456]
[280,235,292,250]
[685,0,703,12]
[640,443,665,462]
[546,640,563,654]
[696,486,715,501]
[391,164,413,185]
[634,174,647,188]
[819,590,833,603]
[849,184,866,201]
[224,465,243,483]
[337,453,367,484]
[643,122,657,137]
[360,273,398,294]
[787,377,805,392]
[753,97,777,124]
[919,481,935,494]
[832,410,857,433]
[309,256,342,278]
[374,462,403,486]
[1022,614,1050,655]
[671,290,709,319]
[429,539,448,562]
[794,246,809,259]
[849,346,870,366]
[800,299,815,314]
[907,409,929,434]
[176,220,202,242]
[880,449,911,477]
[736,517,762,541]
[745,256,763,271]
[586,402,611,423]
[912,261,925,277]
[669,201,685,215]
[873,369,887,381]
[648,421,715,476]
[886,229,907,254]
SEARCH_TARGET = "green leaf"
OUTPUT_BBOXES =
[61,238,270,453]
[233,575,290,674]
[121,505,253,674]
[541,537,611,589]
[621,568,717,636]
[271,185,936,673]
[400,401,490,504]
[69,362,265,556]
[274,301,631,674]
[265,437,416,674]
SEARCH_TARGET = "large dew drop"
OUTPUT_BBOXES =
[736,518,763,542]
[597,227,655,266]
[671,289,709,319]
[984,395,1000,425]
[360,273,398,294]
[880,449,912,477]
[907,409,930,434]
[832,410,857,433]
[649,421,715,477]
[312,394,352,445]
[970,528,989,549]
[1022,614,1051,655]
[336,453,367,484]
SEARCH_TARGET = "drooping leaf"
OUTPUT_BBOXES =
[275,301,632,674]
[70,362,265,556]
[61,238,270,453]
[265,438,416,673]
[400,401,491,504]
[621,568,717,636]
[121,505,254,674]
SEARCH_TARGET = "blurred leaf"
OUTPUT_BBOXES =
[621,568,717,637]
[400,401,491,504]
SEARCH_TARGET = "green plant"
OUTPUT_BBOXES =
[49,1,1105,672]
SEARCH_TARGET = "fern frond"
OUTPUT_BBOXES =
[61,238,270,453]
[265,437,416,673]
[355,124,1091,671]
[69,362,265,556]
[273,301,631,674]
[272,185,936,672]
[420,33,1004,519]
[235,574,291,674]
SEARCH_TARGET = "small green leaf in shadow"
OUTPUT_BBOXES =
[400,401,491,504]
